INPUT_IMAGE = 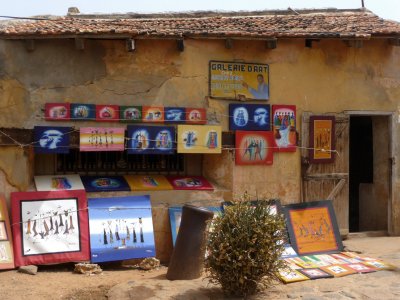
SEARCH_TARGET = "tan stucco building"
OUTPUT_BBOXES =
[0,8,400,262]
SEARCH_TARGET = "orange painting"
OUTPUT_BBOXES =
[309,116,335,163]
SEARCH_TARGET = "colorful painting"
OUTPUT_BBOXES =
[71,103,96,120]
[229,104,271,131]
[272,105,297,152]
[88,195,155,263]
[142,106,164,123]
[120,106,142,123]
[283,200,343,256]
[235,131,274,165]
[96,105,119,122]
[45,103,70,121]
[34,126,71,154]
[177,125,221,153]
[209,61,269,101]
[281,245,298,259]
[166,175,214,191]
[320,264,357,277]
[309,116,336,163]
[0,195,14,269]
[363,260,396,270]
[125,175,173,191]
[185,108,207,124]
[164,107,186,123]
[346,263,376,273]
[81,176,131,192]
[278,269,309,284]
[10,190,89,267]
[169,206,223,246]
[34,175,85,191]
[127,125,175,154]
[80,127,125,151]
[299,268,334,280]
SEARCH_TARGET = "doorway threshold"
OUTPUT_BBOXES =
[348,231,388,239]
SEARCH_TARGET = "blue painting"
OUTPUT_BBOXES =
[80,176,131,192]
[71,103,96,120]
[34,126,71,154]
[88,195,155,263]
[229,104,271,131]
[164,107,186,123]
[127,125,175,154]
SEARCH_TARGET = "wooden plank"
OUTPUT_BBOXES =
[304,173,348,180]
[327,179,346,200]
[0,128,33,145]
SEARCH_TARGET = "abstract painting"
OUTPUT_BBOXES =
[299,268,333,280]
[185,108,207,124]
[34,126,71,154]
[142,106,164,123]
[272,105,297,152]
[11,190,89,266]
[0,195,14,269]
[70,103,96,121]
[177,125,221,153]
[127,125,175,154]
[124,175,173,191]
[320,264,356,277]
[34,175,85,191]
[309,116,336,163]
[80,127,125,151]
[88,195,155,263]
[45,103,70,121]
[235,131,274,165]
[96,105,119,122]
[119,106,142,123]
[229,104,271,131]
[166,175,214,191]
[283,200,343,256]
[164,107,186,123]
[81,176,131,192]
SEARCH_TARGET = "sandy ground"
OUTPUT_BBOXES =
[0,236,400,300]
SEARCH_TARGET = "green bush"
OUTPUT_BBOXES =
[205,199,286,297]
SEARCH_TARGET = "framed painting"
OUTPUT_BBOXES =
[277,269,309,284]
[81,176,131,192]
[127,125,175,154]
[229,104,270,131]
[309,116,336,163]
[34,175,85,191]
[10,190,89,267]
[272,105,296,152]
[283,200,343,256]
[164,107,186,123]
[185,108,207,125]
[70,103,96,121]
[346,263,376,273]
[209,61,269,101]
[44,103,70,121]
[142,106,164,123]
[235,131,274,165]
[119,106,142,123]
[177,124,221,154]
[96,105,119,122]
[124,175,173,191]
[0,195,14,269]
[166,175,214,191]
[320,264,356,277]
[88,195,155,263]
[80,127,125,151]
[298,268,333,280]
[34,126,71,154]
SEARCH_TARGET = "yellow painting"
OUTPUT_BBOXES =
[177,125,221,154]
[124,175,173,191]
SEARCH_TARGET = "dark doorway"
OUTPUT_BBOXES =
[349,116,373,232]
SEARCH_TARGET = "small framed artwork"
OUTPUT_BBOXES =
[124,175,173,191]
[88,195,156,263]
[164,107,186,123]
[119,106,142,123]
[278,269,309,284]
[235,131,274,165]
[166,175,214,191]
[177,125,221,154]
[185,108,207,124]
[229,104,270,131]
[283,200,343,256]
[34,175,85,191]
[70,103,96,121]
[10,190,90,267]
[127,125,176,154]
[272,105,296,152]
[309,116,336,163]
[81,176,131,192]
[346,263,376,273]
[320,264,356,277]
[142,106,164,123]
[34,126,71,154]
[0,194,14,270]
[45,103,70,121]
[96,105,119,122]
[299,268,333,280]
[363,260,396,270]
[80,127,125,152]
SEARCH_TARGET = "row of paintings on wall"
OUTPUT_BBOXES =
[45,103,207,124]
[34,175,214,192]
[34,125,222,154]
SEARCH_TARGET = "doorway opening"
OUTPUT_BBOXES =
[349,115,390,232]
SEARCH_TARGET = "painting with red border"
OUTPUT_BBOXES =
[272,105,296,152]
[96,105,119,122]
[45,103,70,121]
[235,131,274,165]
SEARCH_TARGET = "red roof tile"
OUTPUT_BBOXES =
[0,9,400,39]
